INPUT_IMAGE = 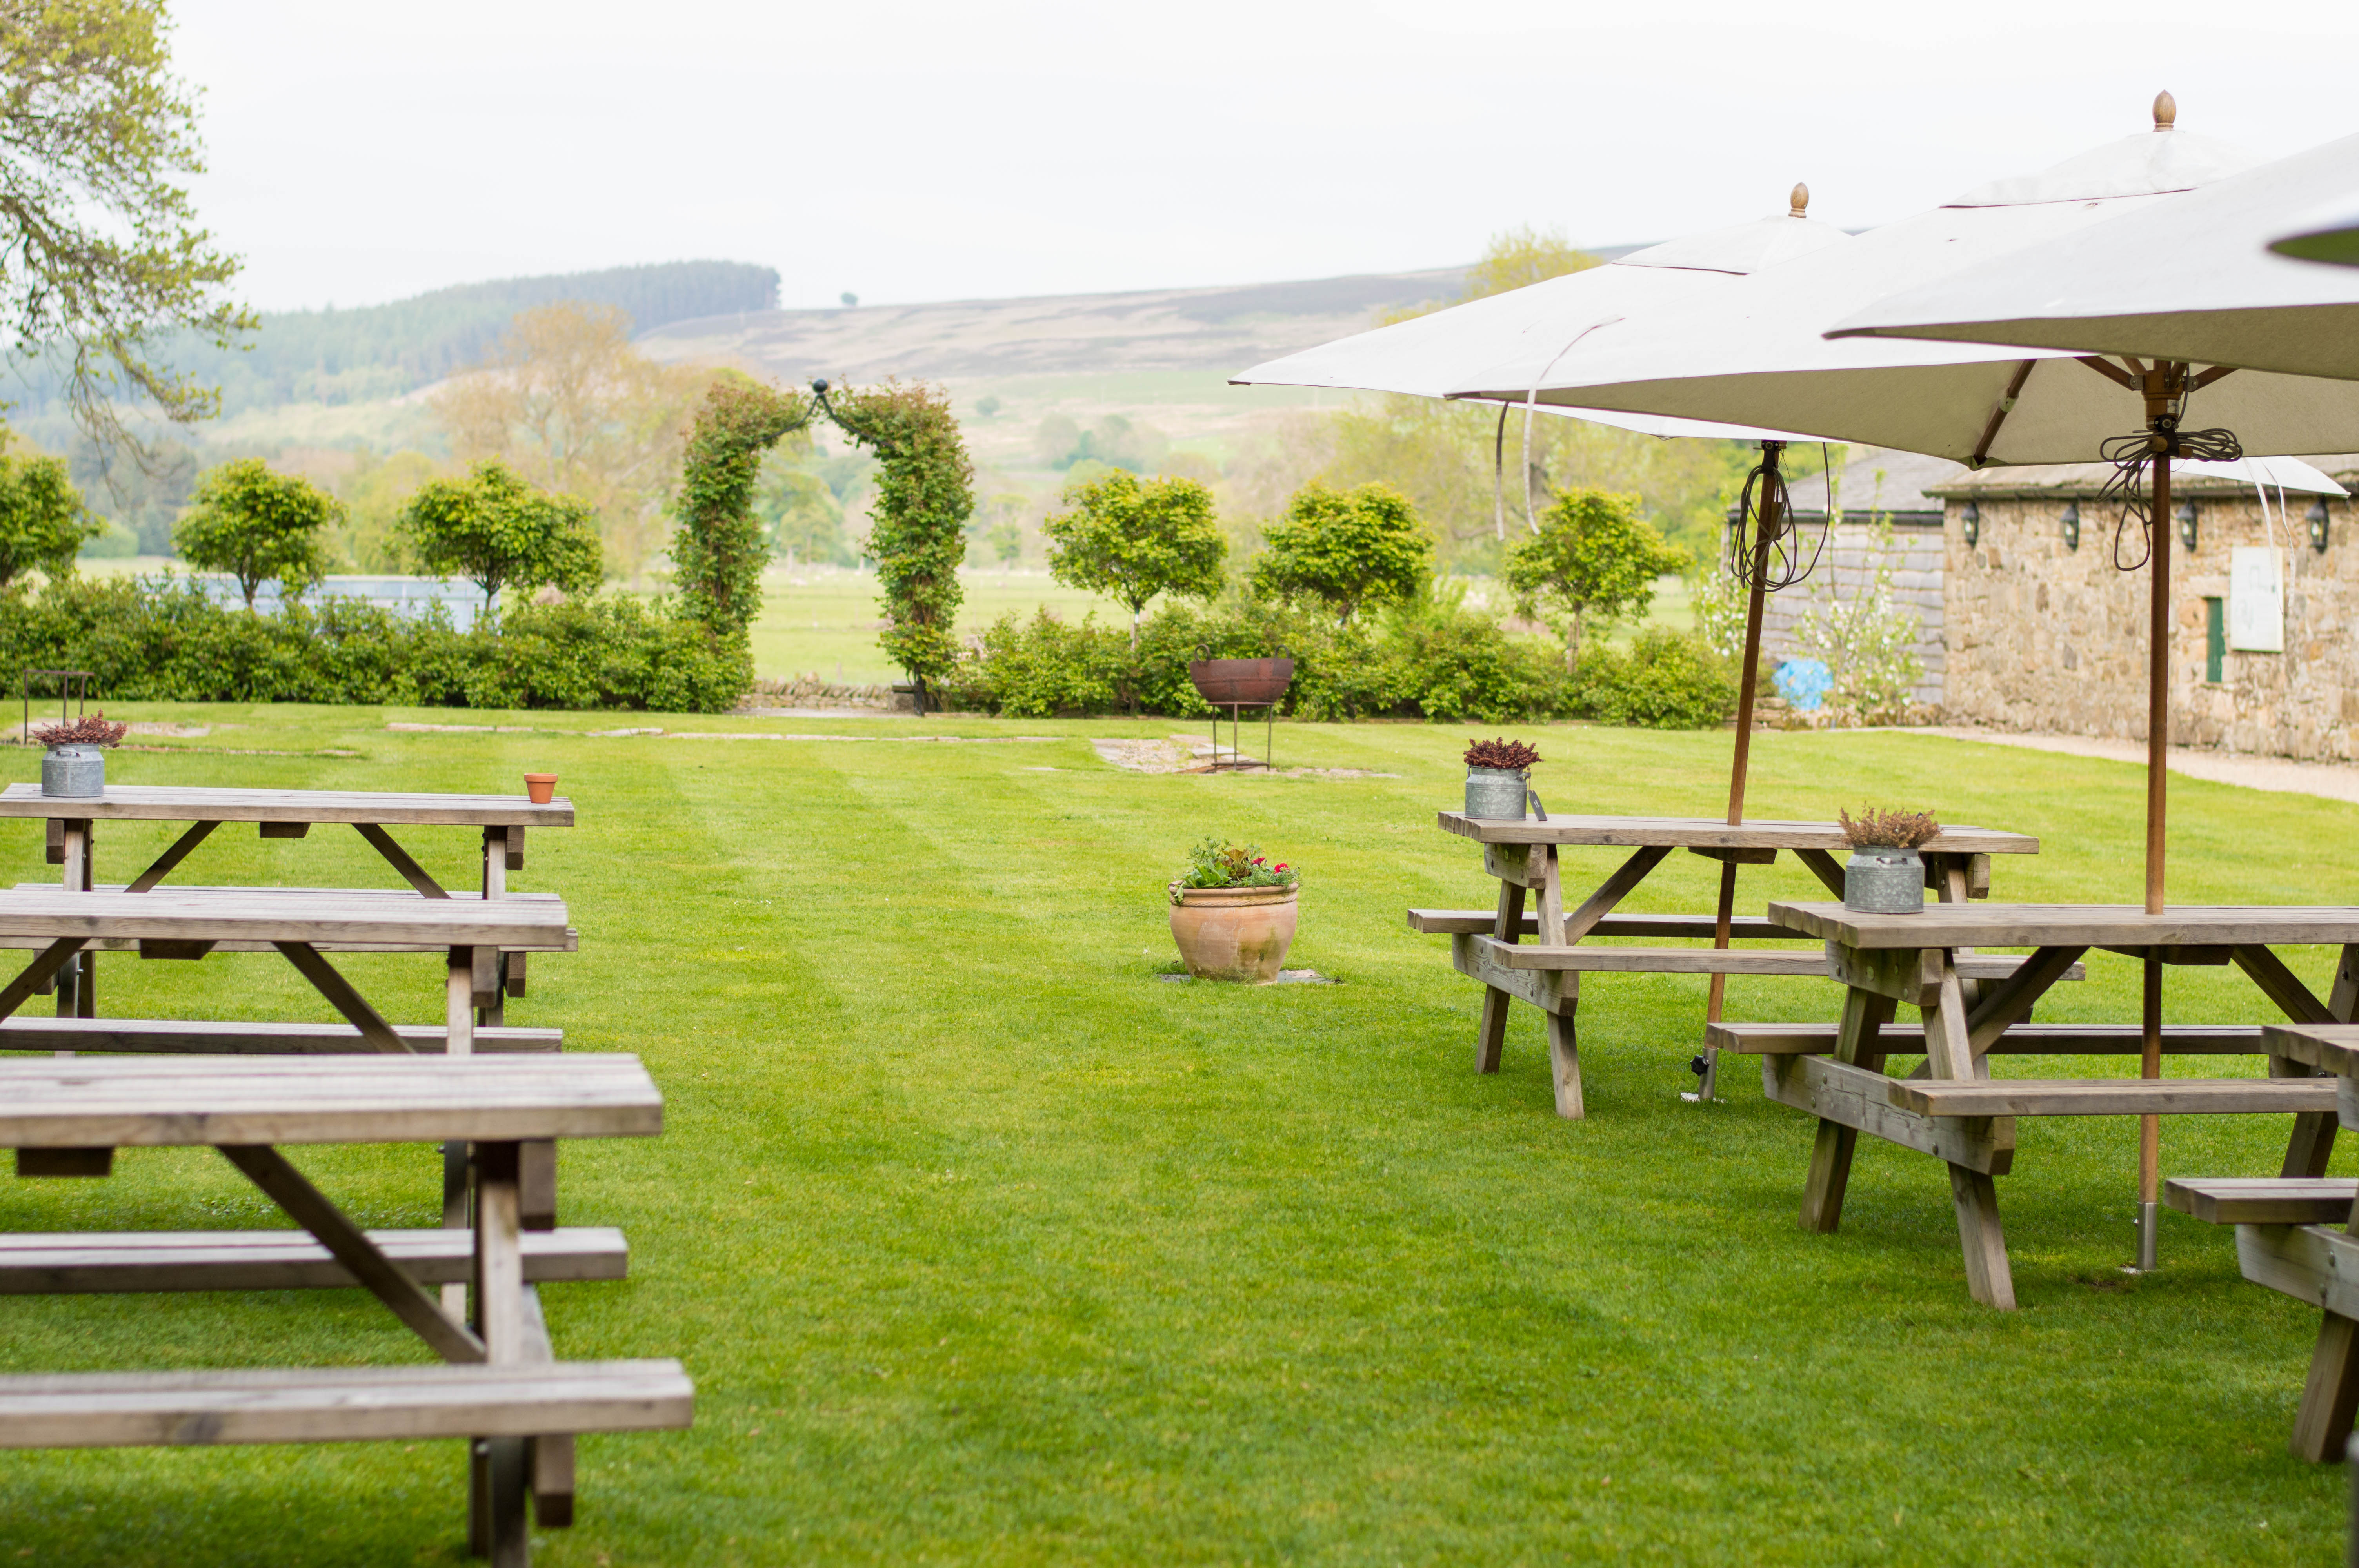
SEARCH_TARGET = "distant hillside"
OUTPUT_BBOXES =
[634,268,1472,385]
[10,260,781,421]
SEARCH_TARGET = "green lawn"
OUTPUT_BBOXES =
[0,706,2348,1564]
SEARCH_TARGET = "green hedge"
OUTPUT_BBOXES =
[941,597,1735,728]
[0,576,749,712]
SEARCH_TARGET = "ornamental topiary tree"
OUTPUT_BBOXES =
[173,457,340,609]
[1250,479,1431,624]
[398,458,603,615]
[0,441,101,589]
[827,380,974,698]
[1042,470,1225,646]
[1504,486,1690,671]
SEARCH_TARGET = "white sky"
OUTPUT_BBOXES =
[175,0,2359,314]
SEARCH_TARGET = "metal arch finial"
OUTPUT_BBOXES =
[810,377,830,394]
[2153,90,2176,131]
[1789,182,1810,218]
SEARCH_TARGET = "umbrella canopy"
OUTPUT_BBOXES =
[1826,131,2359,380]
[1444,127,2359,461]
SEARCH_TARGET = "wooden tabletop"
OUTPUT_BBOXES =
[0,784,574,828]
[1770,900,2359,950]
[0,1055,661,1147]
[2263,1023,2359,1077]
[0,888,575,949]
[1438,813,2038,853]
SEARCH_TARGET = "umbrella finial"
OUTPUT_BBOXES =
[2153,90,2176,131]
[1789,182,1809,218]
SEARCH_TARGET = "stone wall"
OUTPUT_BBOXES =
[1936,465,2359,760]
[739,676,916,713]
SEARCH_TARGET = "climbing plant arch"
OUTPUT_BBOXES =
[672,372,975,701]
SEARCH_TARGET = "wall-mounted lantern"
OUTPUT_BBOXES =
[2177,499,2199,552]
[2310,498,2331,554]
[1960,500,1979,547]
[2060,501,2079,552]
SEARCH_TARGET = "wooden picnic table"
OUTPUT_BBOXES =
[0,1053,685,1565]
[1415,813,2043,1117]
[2163,1022,2359,1461]
[0,784,573,1021]
[1754,901,2359,1310]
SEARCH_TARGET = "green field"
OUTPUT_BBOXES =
[0,706,2348,1563]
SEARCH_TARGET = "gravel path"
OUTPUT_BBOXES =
[1858,726,2359,806]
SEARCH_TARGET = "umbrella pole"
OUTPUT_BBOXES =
[1699,441,1782,1102]
[2135,414,2174,1272]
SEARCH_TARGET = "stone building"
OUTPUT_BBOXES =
[1928,456,2359,760]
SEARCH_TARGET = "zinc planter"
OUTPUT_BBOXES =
[1465,767,1542,820]
[1169,884,1299,983]
[1844,847,1926,914]
[40,745,104,799]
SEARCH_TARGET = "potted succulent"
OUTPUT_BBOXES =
[33,713,127,799]
[1463,737,1545,820]
[1838,807,1939,913]
[1168,837,1300,983]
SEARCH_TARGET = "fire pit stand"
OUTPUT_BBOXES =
[1186,655,1294,771]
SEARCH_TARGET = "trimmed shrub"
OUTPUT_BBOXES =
[0,575,747,712]
[1576,629,1736,730]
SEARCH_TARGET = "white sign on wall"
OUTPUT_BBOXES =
[2228,546,2285,653]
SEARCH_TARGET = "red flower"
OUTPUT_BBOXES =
[1274,863,1289,871]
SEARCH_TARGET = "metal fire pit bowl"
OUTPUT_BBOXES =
[1187,657,1295,771]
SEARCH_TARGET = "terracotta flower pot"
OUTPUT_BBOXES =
[523,773,558,805]
[1168,884,1298,983]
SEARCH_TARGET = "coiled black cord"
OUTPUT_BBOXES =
[2099,413,2242,571]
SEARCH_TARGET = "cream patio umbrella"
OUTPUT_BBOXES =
[1445,95,2359,1268]
[1826,127,2359,377]
[1233,193,1848,1084]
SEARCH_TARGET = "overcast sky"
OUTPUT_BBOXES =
[176,0,2359,315]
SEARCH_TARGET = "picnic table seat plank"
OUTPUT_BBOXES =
[1888,1076,2337,1117]
[0,1226,626,1294]
[0,1018,560,1054]
[0,889,575,950]
[1465,933,2081,982]
[1772,901,2359,951]
[2164,1177,2359,1225]
[0,783,575,828]
[0,1055,662,1148]
[1409,909,1814,940]
[0,1360,689,1448]
[1713,1020,2274,1055]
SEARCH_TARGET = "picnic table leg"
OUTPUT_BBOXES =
[1698,859,1740,1101]
[1475,880,1525,1074]
[54,820,87,1025]
[1532,846,1585,1120]
[2289,1180,2359,1463]
[462,1141,530,1563]
[1926,957,2015,1309]
[1801,984,1894,1232]
[443,947,478,1318]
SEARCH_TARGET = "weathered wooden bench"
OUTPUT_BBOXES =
[1422,813,2043,1116]
[0,1018,561,1054]
[0,783,572,1023]
[0,1053,676,1565]
[0,1225,625,1293]
[1756,901,2359,1310]
[2164,1176,2359,1225]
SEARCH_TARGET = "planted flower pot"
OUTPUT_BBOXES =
[1838,806,1937,914]
[1462,737,1544,820]
[31,713,127,799]
[1168,837,1300,983]
[1169,883,1299,983]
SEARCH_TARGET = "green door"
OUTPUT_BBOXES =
[2205,597,2225,684]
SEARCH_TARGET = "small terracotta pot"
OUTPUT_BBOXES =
[1169,884,1298,984]
[523,773,558,805]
